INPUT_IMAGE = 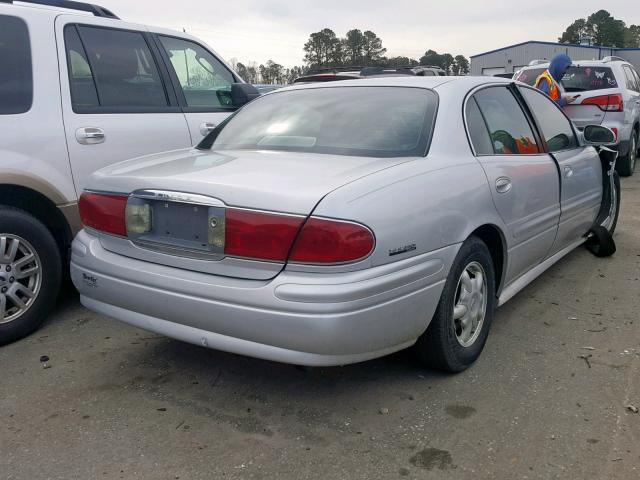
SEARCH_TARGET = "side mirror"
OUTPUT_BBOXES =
[583,125,616,145]
[231,83,260,108]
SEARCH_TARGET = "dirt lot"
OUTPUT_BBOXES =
[2,174,639,480]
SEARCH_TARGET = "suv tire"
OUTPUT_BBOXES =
[617,130,637,177]
[0,207,61,345]
[414,236,496,372]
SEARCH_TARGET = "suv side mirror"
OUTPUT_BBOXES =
[583,125,616,145]
[231,83,260,108]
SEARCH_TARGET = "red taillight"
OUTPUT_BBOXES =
[611,127,618,141]
[224,209,304,262]
[289,217,375,264]
[78,192,127,236]
[581,94,623,112]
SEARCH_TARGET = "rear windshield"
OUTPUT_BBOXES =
[200,86,437,158]
[515,66,618,91]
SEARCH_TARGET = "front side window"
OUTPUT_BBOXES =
[75,26,168,109]
[520,87,577,152]
[201,87,437,158]
[473,87,540,155]
[159,36,235,109]
[0,15,32,114]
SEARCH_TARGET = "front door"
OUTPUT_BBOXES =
[56,17,192,194]
[519,86,602,255]
[467,86,561,283]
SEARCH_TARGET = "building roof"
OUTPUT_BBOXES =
[470,40,639,58]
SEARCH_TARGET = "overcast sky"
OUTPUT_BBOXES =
[101,0,639,66]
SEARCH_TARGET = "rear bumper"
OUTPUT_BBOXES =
[71,230,456,366]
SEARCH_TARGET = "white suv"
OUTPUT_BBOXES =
[514,57,640,176]
[0,0,257,343]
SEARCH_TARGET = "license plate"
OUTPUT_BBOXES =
[129,199,225,254]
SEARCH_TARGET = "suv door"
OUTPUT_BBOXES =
[622,65,640,128]
[55,17,192,193]
[519,86,603,256]
[466,85,560,283]
[153,34,238,141]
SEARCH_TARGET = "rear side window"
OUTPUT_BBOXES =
[64,26,99,108]
[514,68,545,86]
[623,66,639,93]
[465,97,493,155]
[473,87,540,155]
[69,26,168,110]
[520,87,577,152]
[0,15,32,114]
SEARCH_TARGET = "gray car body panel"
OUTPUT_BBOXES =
[72,76,606,365]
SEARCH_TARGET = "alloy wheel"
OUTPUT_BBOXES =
[0,234,42,324]
[453,261,487,347]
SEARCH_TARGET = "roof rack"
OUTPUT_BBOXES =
[602,56,627,63]
[0,0,119,19]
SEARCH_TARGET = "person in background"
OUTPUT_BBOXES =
[534,53,578,107]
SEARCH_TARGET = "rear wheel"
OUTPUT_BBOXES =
[0,207,61,345]
[414,236,496,372]
[617,130,637,177]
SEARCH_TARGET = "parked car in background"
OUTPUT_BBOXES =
[293,65,446,83]
[0,0,258,344]
[514,57,640,176]
[72,76,618,372]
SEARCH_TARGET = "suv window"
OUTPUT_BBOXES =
[473,87,540,155]
[0,15,32,115]
[64,26,99,108]
[72,26,168,109]
[623,65,639,93]
[159,36,235,109]
[465,97,493,155]
[520,87,577,152]
[632,68,640,92]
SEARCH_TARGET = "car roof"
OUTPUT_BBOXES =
[274,75,512,93]
[521,59,629,69]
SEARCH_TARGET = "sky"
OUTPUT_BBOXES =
[100,0,640,67]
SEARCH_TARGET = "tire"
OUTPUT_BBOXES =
[606,171,621,236]
[414,236,496,373]
[0,207,61,345]
[616,130,637,177]
[587,226,616,258]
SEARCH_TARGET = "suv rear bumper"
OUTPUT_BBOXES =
[71,230,455,366]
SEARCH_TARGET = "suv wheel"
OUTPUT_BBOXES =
[0,207,61,345]
[617,130,637,177]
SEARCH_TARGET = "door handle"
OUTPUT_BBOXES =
[495,177,512,193]
[564,166,574,178]
[199,122,217,136]
[75,127,105,145]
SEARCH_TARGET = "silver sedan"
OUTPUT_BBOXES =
[71,76,619,372]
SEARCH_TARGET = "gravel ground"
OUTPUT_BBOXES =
[1,174,639,480]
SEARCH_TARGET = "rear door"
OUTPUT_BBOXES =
[152,34,239,142]
[56,17,192,193]
[467,85,560,283]
[519,86,602,255]
[622,65,640,130]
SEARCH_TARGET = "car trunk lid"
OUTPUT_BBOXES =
[87,148,407,279]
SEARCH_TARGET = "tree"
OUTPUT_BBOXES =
[559,10,627,47]
[303,28,342,68]
[235,62,248,82]
[419,49,442,68]
[625,25,640,48]
[453,55,470,75]
[440,53,455,74]
[362,30,386,65]
[385,56,419,68]
[343,29,365,65]
[559,18,587,44]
